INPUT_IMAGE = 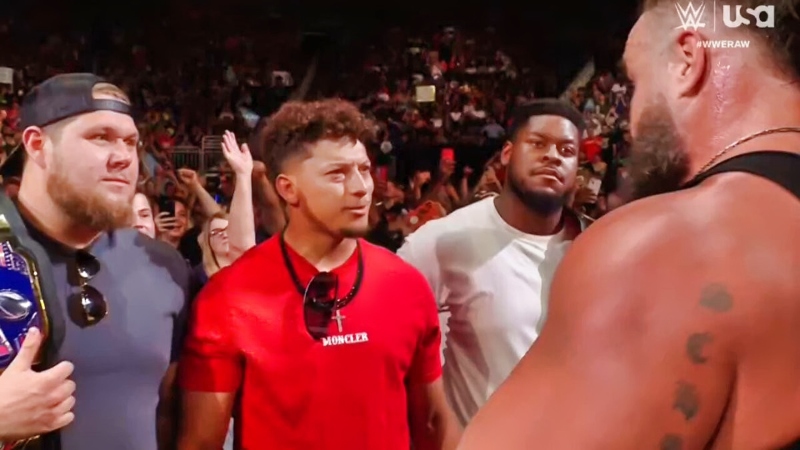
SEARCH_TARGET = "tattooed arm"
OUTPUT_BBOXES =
[458,201,739,450]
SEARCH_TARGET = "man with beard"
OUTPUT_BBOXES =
[458,2,800,449]
[397,100,584,426]
[0,74,191,450]
[178,99,461,450]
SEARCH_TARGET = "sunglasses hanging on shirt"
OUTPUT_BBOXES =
[279,232,364,340]
[67,250,108,328]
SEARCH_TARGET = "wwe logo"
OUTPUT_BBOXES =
[675,2,707,30]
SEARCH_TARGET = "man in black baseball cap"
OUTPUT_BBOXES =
[1,74,131,175]
[0,73,191,450]
[11,73,136,229]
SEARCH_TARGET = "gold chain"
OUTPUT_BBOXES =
[697,127,800,174]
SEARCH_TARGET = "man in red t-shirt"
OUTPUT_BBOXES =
[177,99,461,450]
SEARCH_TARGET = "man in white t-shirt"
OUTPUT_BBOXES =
[398,99,585,426]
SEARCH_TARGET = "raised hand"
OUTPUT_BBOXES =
[221,130,254,177]
[413,170,431,187]
[176,168,199,187]
[0,328,76,441]
[155,212,177,233]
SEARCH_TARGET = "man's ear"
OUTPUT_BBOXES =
[274,174,299,206]
[670,30,707,98]
[21,127,47,168]
[499,140,513,166]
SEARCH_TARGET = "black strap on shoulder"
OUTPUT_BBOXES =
[682,151,800,201]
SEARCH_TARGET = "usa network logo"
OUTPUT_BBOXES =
[675,1,774,48]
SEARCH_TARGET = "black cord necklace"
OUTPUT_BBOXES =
[279,231,364,309]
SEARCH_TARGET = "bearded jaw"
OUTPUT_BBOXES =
[507,169,570,216]
[46,171,134,232]
[628,147,691,199]
[628,102,692,200]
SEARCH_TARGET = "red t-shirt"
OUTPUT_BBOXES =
[179,237,442,450]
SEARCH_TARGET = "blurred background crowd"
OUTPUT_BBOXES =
[0,0,636,260]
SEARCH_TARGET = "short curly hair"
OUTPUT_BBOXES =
[257,99,376,181]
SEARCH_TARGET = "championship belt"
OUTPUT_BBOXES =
[0,232,49,371]
[0,194,64,450]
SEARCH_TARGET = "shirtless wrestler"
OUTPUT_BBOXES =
[458,1,800,449]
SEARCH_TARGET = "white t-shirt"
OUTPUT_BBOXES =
[397,197,571,426]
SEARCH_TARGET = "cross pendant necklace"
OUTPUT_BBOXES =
[333,308,346,333]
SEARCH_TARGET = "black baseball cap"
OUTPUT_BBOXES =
[1,73,132,178]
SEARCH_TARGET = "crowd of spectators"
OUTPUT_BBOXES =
[0,3,634,257]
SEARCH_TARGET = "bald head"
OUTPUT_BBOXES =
[622,0,800,200]
[636,0,800,78]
